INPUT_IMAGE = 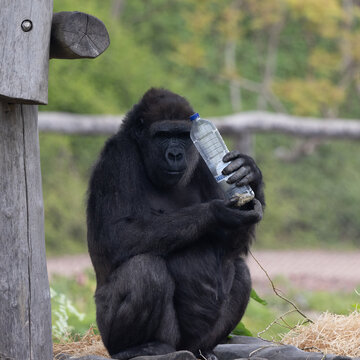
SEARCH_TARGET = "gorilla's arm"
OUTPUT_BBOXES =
[87,135,262,267]
[102,200,215,262]
[89,191,262,267]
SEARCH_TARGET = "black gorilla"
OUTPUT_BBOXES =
[87,88,265,360]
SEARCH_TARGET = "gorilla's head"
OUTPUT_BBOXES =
[124,88,200,188]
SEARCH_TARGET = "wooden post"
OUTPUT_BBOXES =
[0,0,53,104]
[0,3,109,359]
[0,2,53,359]
[0,103,52,360]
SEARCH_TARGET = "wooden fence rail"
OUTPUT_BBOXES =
[38,111,360,140]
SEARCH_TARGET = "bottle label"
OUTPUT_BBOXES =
[214,161,229,183]
[215,173,226,182]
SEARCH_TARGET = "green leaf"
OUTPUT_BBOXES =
[231,321,253,337]
[250,289,267,306]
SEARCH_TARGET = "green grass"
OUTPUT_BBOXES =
[51,270,97,339]
[242,275,360,340]
[254,134,360,250]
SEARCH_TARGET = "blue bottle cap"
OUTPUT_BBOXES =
[190,113,200,121]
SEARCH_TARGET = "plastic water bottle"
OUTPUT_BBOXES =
[190,112,254,206]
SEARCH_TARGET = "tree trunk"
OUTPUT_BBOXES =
[224,38,253,155]
[257,19,284,110]
[111,0,125,19]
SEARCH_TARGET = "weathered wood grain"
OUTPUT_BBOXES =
[0,102,53,360]
[0,0,53,104]
[50,12,110,59]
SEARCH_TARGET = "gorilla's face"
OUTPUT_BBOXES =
[138,120,199,188]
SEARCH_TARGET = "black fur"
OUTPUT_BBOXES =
[87,88,265,360]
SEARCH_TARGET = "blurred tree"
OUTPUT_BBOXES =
[41,0,360,255]
[47,0,360,119]
[272,0,360,117]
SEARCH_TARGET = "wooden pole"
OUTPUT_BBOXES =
[0,103,52,359]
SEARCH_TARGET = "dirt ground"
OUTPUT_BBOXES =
[47,250,360,293]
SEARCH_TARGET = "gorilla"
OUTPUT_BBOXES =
[87,88,265,360]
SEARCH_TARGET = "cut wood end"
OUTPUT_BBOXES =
[50,11,110,60]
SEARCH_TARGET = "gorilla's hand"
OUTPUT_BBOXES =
[222,151,262,189]
[210,198,263,229]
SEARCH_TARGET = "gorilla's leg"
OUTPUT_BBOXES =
[188,258,251,359]
[95,254,179,360]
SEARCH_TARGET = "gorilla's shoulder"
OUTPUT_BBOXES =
[102,129,136,157]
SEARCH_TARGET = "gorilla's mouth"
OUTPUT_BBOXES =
[165,170,183,175]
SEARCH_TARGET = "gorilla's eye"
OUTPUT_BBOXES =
[154,131,170,139]
[154,131,190,140]
[178,132,190,140]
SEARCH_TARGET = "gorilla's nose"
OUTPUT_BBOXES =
[166,148,184,164]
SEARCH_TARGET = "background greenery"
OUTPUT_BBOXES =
[42,0,360,254]
[44,0,360,339]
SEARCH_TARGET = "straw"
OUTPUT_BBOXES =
[281,310,360,358]
[53,311,360,359]
[53,326,110,359]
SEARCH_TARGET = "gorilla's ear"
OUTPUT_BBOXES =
[125,102,145,141]
[132,118,144,140]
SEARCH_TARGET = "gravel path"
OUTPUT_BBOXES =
[47,250,360,292]
[247,250,360,292]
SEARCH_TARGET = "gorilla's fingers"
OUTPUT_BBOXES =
[227,197,240,207]
[253,198,263,212]
[242,199,263,223]
[235,172,255,187]
[212,198,262,227]
[227,166,250,185]
[223,150,242,163]
[222,158,246,175]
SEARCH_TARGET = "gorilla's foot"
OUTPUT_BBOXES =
[198,350,218,360]
[111,342,176,360]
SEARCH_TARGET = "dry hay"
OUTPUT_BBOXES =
[53,311,360,359]
[53,327,110,359]
[281,310,360,358]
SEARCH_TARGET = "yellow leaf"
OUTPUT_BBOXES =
[285,0,343,38]
[172,42,206,69]
[217,7,244,40]
[273,78,345,116]
[245,0,285,29]
[309,49,341,76]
